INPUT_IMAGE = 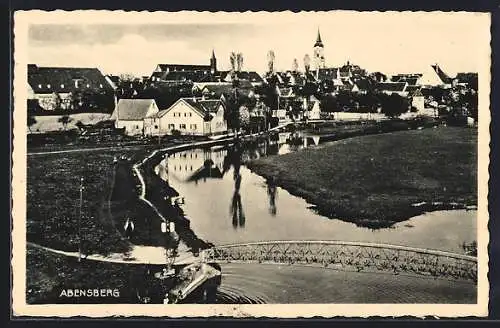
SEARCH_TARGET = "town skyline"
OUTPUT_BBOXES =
[25,11,490,78]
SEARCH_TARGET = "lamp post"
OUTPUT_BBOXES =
[78,177,84,262]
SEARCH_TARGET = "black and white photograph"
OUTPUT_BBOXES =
[12,10,490,317]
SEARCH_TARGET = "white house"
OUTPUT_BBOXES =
[111,99,159,136]
[410,89,425,112]
[144,98,227,136]
[304,97,321,120]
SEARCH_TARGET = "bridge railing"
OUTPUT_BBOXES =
[201,240,477,283]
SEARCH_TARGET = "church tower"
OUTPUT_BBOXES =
[313,29,325,70]
[210,49,217,74]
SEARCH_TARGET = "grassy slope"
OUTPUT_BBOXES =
[27,147,154,255]
[247,126,477,228]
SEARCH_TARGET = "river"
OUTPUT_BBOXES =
[154,132,477,254]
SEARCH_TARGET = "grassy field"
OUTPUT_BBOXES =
[26,246,168,304]
[247,126,477,228]
[27,146,156,255]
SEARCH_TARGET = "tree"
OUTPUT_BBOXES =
[303,54,311,73]
[27,115,37,133]
[58,114,73,131]
[292,58,299,72]
[236,53,244,72]
[230,52,237,72]
[379,93,409,118]
[267,50,275,74]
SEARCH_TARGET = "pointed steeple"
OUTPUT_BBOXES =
[210,49,217,74]
[314,28,324,48]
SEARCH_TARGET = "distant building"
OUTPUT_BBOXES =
[144,98,227,136]
[110,99,159,136]
[313,29,326,70]
[150,51,217,83]
[27,64,114,111]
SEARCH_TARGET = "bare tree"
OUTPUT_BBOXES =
[267,50,275,73]
[303,54,311,73]
[292,58,299,72]
[236,53,244,72]
[119,73,135,82]
[229,52,237,72]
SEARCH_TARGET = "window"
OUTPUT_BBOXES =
[190,124,197,130]
[189,113,192,117]
[136,125,140,129]
[154,125,158,129]
[180,124,186,129]
[168,124,175,130]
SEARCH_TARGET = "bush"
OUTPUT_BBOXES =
[171,129,181,137]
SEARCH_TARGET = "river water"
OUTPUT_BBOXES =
[154,132,476,254]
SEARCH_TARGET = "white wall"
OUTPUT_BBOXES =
[158,100,206,135]
[116,120,144,136]
[412,96,425,111]
[210,105,228,134]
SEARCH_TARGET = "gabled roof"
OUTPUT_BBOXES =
[431,64,452,84]
[157,98,224,120]
[354,79,372,91]
[113,99,156,121]
[376,82,407,92]
[201,84,234,98]
[28,65,112,94]
[405,85,422,96]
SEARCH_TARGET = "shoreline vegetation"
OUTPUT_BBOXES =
[246,126,477,229]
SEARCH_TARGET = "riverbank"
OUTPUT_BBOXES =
[246,126,477,228]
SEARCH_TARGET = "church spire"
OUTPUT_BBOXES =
[314,28,324,48]
[210,49,217,74]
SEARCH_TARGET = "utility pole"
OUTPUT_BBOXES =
[78,177,84,262]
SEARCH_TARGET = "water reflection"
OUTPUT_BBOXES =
[267,177,277,216]
[155,137,476,253]
[227,142,245,228]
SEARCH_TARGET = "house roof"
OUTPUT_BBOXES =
[201,84,234,98]
[354,79,372,91]
[157,64,211,72]
[431,64,452,84]
[219,71,264,84]
[28,65,113,94]
[113,99,156,121]
[161,70,209,82]
[376,82,407,92]
[158,98,223,120]
[405,85,422,96]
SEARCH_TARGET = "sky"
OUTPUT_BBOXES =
[24,11,491,77]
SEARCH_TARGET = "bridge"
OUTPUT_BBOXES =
[200,240,477,283]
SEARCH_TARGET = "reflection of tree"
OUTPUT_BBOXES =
[267,177,277,216]
[224,142,245,228]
